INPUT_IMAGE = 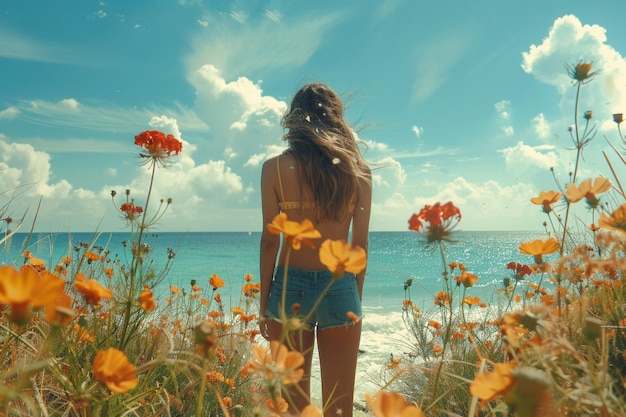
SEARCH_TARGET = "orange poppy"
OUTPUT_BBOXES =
[530,190,562,213]
[0,265,67,325]
[266,213,321,250]
[365,390,425,417]
[74,275,113,306]
[565,177,611,207]
[92,348,139,393]
[518,237,559,264]
[469,362,517,404]
[209,273,225,290]
[319,239,367,278]
[138,288,156,312]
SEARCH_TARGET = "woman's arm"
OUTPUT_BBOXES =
[259,158,281,338]
[351,172,372,299]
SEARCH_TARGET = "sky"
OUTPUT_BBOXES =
[2,1,626,233]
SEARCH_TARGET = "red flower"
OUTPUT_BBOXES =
[408,202,461,243]
[134,130,183,162]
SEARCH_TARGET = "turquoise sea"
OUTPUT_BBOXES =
[1,230,545,404]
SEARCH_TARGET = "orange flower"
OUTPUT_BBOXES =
[45,291,75,326]
[408,201,461,243]
[245,340,304,386]
[120,202,144,221]
[319,239,367,278]
[566,61,597,82]
[0,265,67,325]
[347,311,360,323]
[266,213,321,250]
[138,288,156,312]
[365,390,426,417]
[243,282,260,297]
[103,267,114,279]
[565,177,611,208]
[92,348,139,393]
[454,271,479,288]
[170,285,180,294]
[530,190,562,214]
[301,405,323,417]
[599,203,626,233]
[210,274,225,290]
[470,362,517,404]
[428,320,442,329]
[74,323,95,343]
[244,273,253,281]
[74,276,113,306]
[265,397,289,414]
[463,295,481,307]
[85,251,99,262]
[518,237,559,264]
[434,291,450,306]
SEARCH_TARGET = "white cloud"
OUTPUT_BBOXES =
[0,106,20,119]
[532,113,552,140]
[521,14,626,121]
[499,141,560,181]
[495,100,514,136]
[411,125,423,138]
[60,98,80,110]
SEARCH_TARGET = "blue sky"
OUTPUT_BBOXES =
[2,1,626,233]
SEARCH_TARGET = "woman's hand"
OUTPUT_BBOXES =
[258,316,270,340]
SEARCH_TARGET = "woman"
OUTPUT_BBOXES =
[259,83,372,417]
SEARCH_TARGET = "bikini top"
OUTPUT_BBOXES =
[276,156,316,211]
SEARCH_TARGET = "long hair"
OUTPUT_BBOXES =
[281,83,370,222]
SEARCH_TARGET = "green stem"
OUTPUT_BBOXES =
[120,160,157,349]
[196,358,209,417]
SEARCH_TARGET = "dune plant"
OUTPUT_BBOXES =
[373,61,626,417]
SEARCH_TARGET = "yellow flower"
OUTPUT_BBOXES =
[518,237,559,264]
[266,212,321,250]
[74,275,113,306]
[530,190,562,214]
[210,273,225,290]
[470,362,517,405]
[92,348,139,393]
[138,288,156,312]
[0,265,67,325]
[599,203,626,233]
[565,177,611,208]
[319,239,367,278]
[365,390,425,417]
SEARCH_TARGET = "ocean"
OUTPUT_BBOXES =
[1,230,545,406]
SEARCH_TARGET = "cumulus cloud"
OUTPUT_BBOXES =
[521,15,626,119]
[499,141,560,181]
[532,113,552,140]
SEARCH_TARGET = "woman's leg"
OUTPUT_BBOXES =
[317,322,362,417]
[268,320,316,415]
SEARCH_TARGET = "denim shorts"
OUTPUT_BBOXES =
[266,265,362,330]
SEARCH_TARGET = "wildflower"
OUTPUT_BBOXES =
[470,362,517,405]
[103,267,114,279]
[584,110,593,120]
[319,239,367,278]
[265,397,289,414]
[347,311,360,323]
[463,296,482,307]
[266,212,321,250]
[120,202,144,221]
[518,237,559,264]
[408,201,461,243]
[138,288,156,312]
[243,282,260,297]
[74,275,113,306]
[565,177,611,208]
[506,262,532,280]
[74,323,95,343]
[210,273,225,290]
[599,203,626,233]
[135,130,183,163]
[530,190,562,214]
[245,340,305,386]
[434,291,450,306]
[454,270,479,288]
[92,348,139,394]
[365,391,426,417]
[0,265,66,325]
[428,320,442,330]
[614,113,624,124]
[45,291,75,326]
[566,61,598,83]
[85,251,99,263]
[301,405,323,417]
[433,344,443,355]
[170,285,180,294]
[244,273,254,281]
